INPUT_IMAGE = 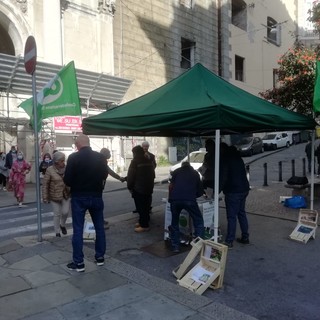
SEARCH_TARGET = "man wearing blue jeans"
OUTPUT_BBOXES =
[169,162,204,253]
[64,134,108,272]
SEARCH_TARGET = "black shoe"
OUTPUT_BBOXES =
[56,233,61,237]
[67,262,85,272]
[223,241,233,249]
[237,238,250,244]
[132,209,138,213]
[95,257,105,266]
[60,225,67,235]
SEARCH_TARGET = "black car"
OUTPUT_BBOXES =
[235,136,264,156]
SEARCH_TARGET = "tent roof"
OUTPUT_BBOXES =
[82,63,317,137]
[0,53,132,106]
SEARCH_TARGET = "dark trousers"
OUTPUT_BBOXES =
[133,191,151,228]
[170,200,205,248]
[0,174,6,187]
[224,191,249,243]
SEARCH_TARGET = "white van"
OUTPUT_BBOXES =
[262,132,290,150]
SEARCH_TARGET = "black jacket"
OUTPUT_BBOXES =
[220,148,249,194]
[64,146,108,197]
[169,164,203,202]
[127,155,155,195]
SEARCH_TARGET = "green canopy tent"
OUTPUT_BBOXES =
[82,63,316,137]
[82,63,317,242]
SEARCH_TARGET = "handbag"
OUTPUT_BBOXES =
[286,176,308,186]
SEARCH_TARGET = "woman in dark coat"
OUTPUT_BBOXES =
[127,145,155,232]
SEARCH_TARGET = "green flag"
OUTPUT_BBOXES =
[19,61,81,131]
[313,61,320,114]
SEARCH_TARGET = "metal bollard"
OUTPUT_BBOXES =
[302,158,306,177]
[263,163,268,186]
[291,159,295,177]
[278,161,282,182]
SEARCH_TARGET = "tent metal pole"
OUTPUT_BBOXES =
[213,129,220,242]
[187,136,190,161]
[310,131,315,210]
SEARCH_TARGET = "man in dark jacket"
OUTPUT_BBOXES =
[5,146,17,169]
[220,145,250,248]
[127,145,155,232]
[64,134,108,272]
[168,161,205,253]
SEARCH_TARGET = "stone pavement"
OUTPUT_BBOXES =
[1,165,320,319]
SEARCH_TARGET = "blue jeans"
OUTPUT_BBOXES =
[71,196,106,264]
[224,192,249,243]
[170,201,204,248]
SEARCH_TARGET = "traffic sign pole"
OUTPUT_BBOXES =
[24,36,42,242]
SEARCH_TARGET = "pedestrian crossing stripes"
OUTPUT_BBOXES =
[0,205,71,241]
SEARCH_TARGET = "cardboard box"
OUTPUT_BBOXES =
[163,199,215,241]
[289,209,318,244]
[174,238,228,294]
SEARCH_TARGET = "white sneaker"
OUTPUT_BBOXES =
[19,202,22,208]
[2,187,6,191]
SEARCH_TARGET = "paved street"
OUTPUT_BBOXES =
[1,142,320,319]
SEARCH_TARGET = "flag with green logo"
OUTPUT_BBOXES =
[19,61,81,132]
[313,60,320,114]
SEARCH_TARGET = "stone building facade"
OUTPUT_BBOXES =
[0,0,311,173]
[112,0,219,159]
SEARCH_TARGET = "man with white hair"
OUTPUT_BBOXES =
[141,141,157,169]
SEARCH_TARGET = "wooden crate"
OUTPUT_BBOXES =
[289,209,318,244]
[172,237,203,279]
[174,238,228,294]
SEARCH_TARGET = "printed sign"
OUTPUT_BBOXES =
[54,116,82,131]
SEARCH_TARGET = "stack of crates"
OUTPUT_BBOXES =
[173,238,228,295]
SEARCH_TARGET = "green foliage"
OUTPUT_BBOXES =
[308,3,320,35]
[259,42,318,116]
[157,155,170,166]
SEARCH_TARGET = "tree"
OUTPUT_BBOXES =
[259,42,317,116]
[307,2,320,36]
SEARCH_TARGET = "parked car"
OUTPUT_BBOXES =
[262,132,290,150]
[169,149,206,176]
[234,136,264,156]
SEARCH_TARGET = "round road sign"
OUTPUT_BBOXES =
[24,36,37,74]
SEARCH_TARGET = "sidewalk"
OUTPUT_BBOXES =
[1,166,320,319]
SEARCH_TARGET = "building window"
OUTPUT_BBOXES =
[180,38,195,69]
[180,0,193,8]
[267,17,281,46]
[235,55,244,82]
[232,0,247,31]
